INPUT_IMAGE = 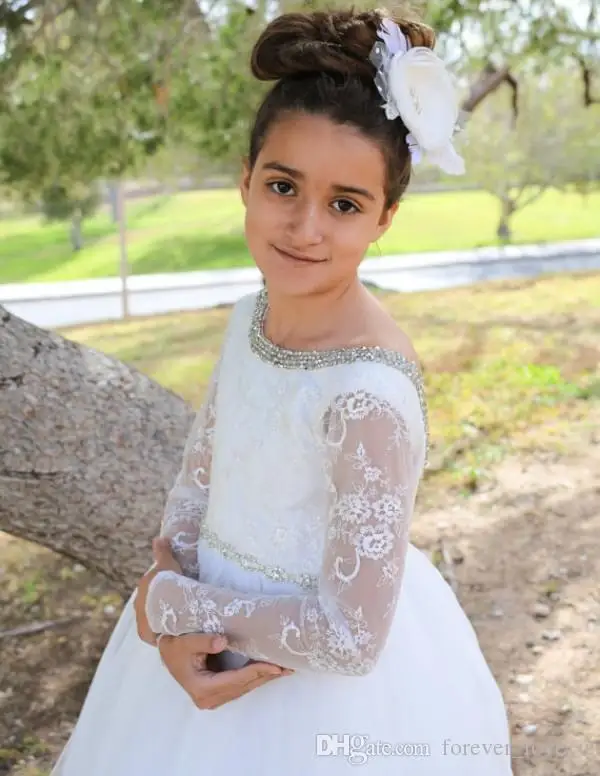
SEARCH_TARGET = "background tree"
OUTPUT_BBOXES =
[1,1,599,180]
[0,0,204,224]
[40,182,102,251]
[423,0,600,114]
[461,66,600,241]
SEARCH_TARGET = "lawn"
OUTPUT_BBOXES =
[1,187,599,285]
[63,270,600,492]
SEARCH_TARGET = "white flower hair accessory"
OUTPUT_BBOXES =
[369,17,465,175]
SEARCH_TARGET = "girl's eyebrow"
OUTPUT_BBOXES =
[262,161,303,178]
[262,161,376,202]
[331,183,376,202]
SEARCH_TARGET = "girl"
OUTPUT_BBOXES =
[51,8,514,775]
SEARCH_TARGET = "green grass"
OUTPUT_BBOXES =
[63,271,600,491]
[1,187,599,284]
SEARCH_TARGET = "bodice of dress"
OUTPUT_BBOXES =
[199,292,427,587]
[147,290,429,675]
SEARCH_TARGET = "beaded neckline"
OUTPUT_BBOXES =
[248,289,430,464]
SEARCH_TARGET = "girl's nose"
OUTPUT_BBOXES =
[287,200,325,246]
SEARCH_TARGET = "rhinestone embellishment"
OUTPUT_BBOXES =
[199,524,318,590]
[248,289,430,463]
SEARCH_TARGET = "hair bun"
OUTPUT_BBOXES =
[251,9,435,83]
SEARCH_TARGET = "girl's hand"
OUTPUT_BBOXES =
[135,537,182,645]
[136,537,295,706]
[158,633,291,709]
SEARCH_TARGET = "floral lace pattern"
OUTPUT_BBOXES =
[146,389,423,676]
[157,363,219,577]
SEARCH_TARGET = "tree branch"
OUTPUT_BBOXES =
[576,56,600,106]
[0,0,76,91]
[515,185,546,209]
[0,616,85,640]
[0,304,195,595]
[462,64,519,120]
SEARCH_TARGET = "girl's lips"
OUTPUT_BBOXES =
[273,245,327,263]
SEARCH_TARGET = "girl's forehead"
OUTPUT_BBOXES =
[259,113,387,190]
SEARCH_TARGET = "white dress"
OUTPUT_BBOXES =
[51,289,513,775]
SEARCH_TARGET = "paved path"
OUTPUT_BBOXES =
[1,239,598,329]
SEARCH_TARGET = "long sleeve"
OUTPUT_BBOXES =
[157,361,219,578]
[145,388,424,675]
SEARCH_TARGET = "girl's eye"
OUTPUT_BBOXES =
[332,198,359,215]
[269,180,295,196]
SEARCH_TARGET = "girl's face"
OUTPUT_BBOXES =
[240,113,398,297]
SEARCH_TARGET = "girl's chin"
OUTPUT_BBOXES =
[261,273,325,296]
[256,257,330,293]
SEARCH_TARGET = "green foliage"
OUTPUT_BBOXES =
[168,2,269,165]
[0,0,181,199]
[40,182,101,222]
[0,0,598,196]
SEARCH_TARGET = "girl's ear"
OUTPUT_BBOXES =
[240,158,252,208]
[373,201,399,243]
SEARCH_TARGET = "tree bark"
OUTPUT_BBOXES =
[497,196,515,242]
[0,305,195,596]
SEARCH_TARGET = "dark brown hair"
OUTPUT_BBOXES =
[248,8,436,208]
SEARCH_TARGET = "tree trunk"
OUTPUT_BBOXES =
[70,210,83,251]
[497,196,515,242]
[0,306,195,596]
[107,181,119,223]
[116,182,130,318]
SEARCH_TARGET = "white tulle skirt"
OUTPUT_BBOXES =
[50,543,513,775]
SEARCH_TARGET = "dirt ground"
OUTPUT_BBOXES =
[1,408,599,776]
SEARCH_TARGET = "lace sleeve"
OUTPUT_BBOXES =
[157,362,219,578]
[145,387,424,675]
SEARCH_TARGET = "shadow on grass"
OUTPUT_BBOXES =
[101,318,228,366]
[0,222,120,281]
[131,231,252,274]
[0,197,175,284]
[125,195,172,224]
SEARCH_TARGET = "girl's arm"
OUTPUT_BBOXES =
[157,360,219,578]
[145,383,425,676]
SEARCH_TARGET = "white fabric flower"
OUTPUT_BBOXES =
[387,47,465,175]
[370,18,465,176]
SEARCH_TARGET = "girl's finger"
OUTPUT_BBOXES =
[152,538,173,563]
[211,677,271,709]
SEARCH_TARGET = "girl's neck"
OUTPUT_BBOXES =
[263,278,369,351]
